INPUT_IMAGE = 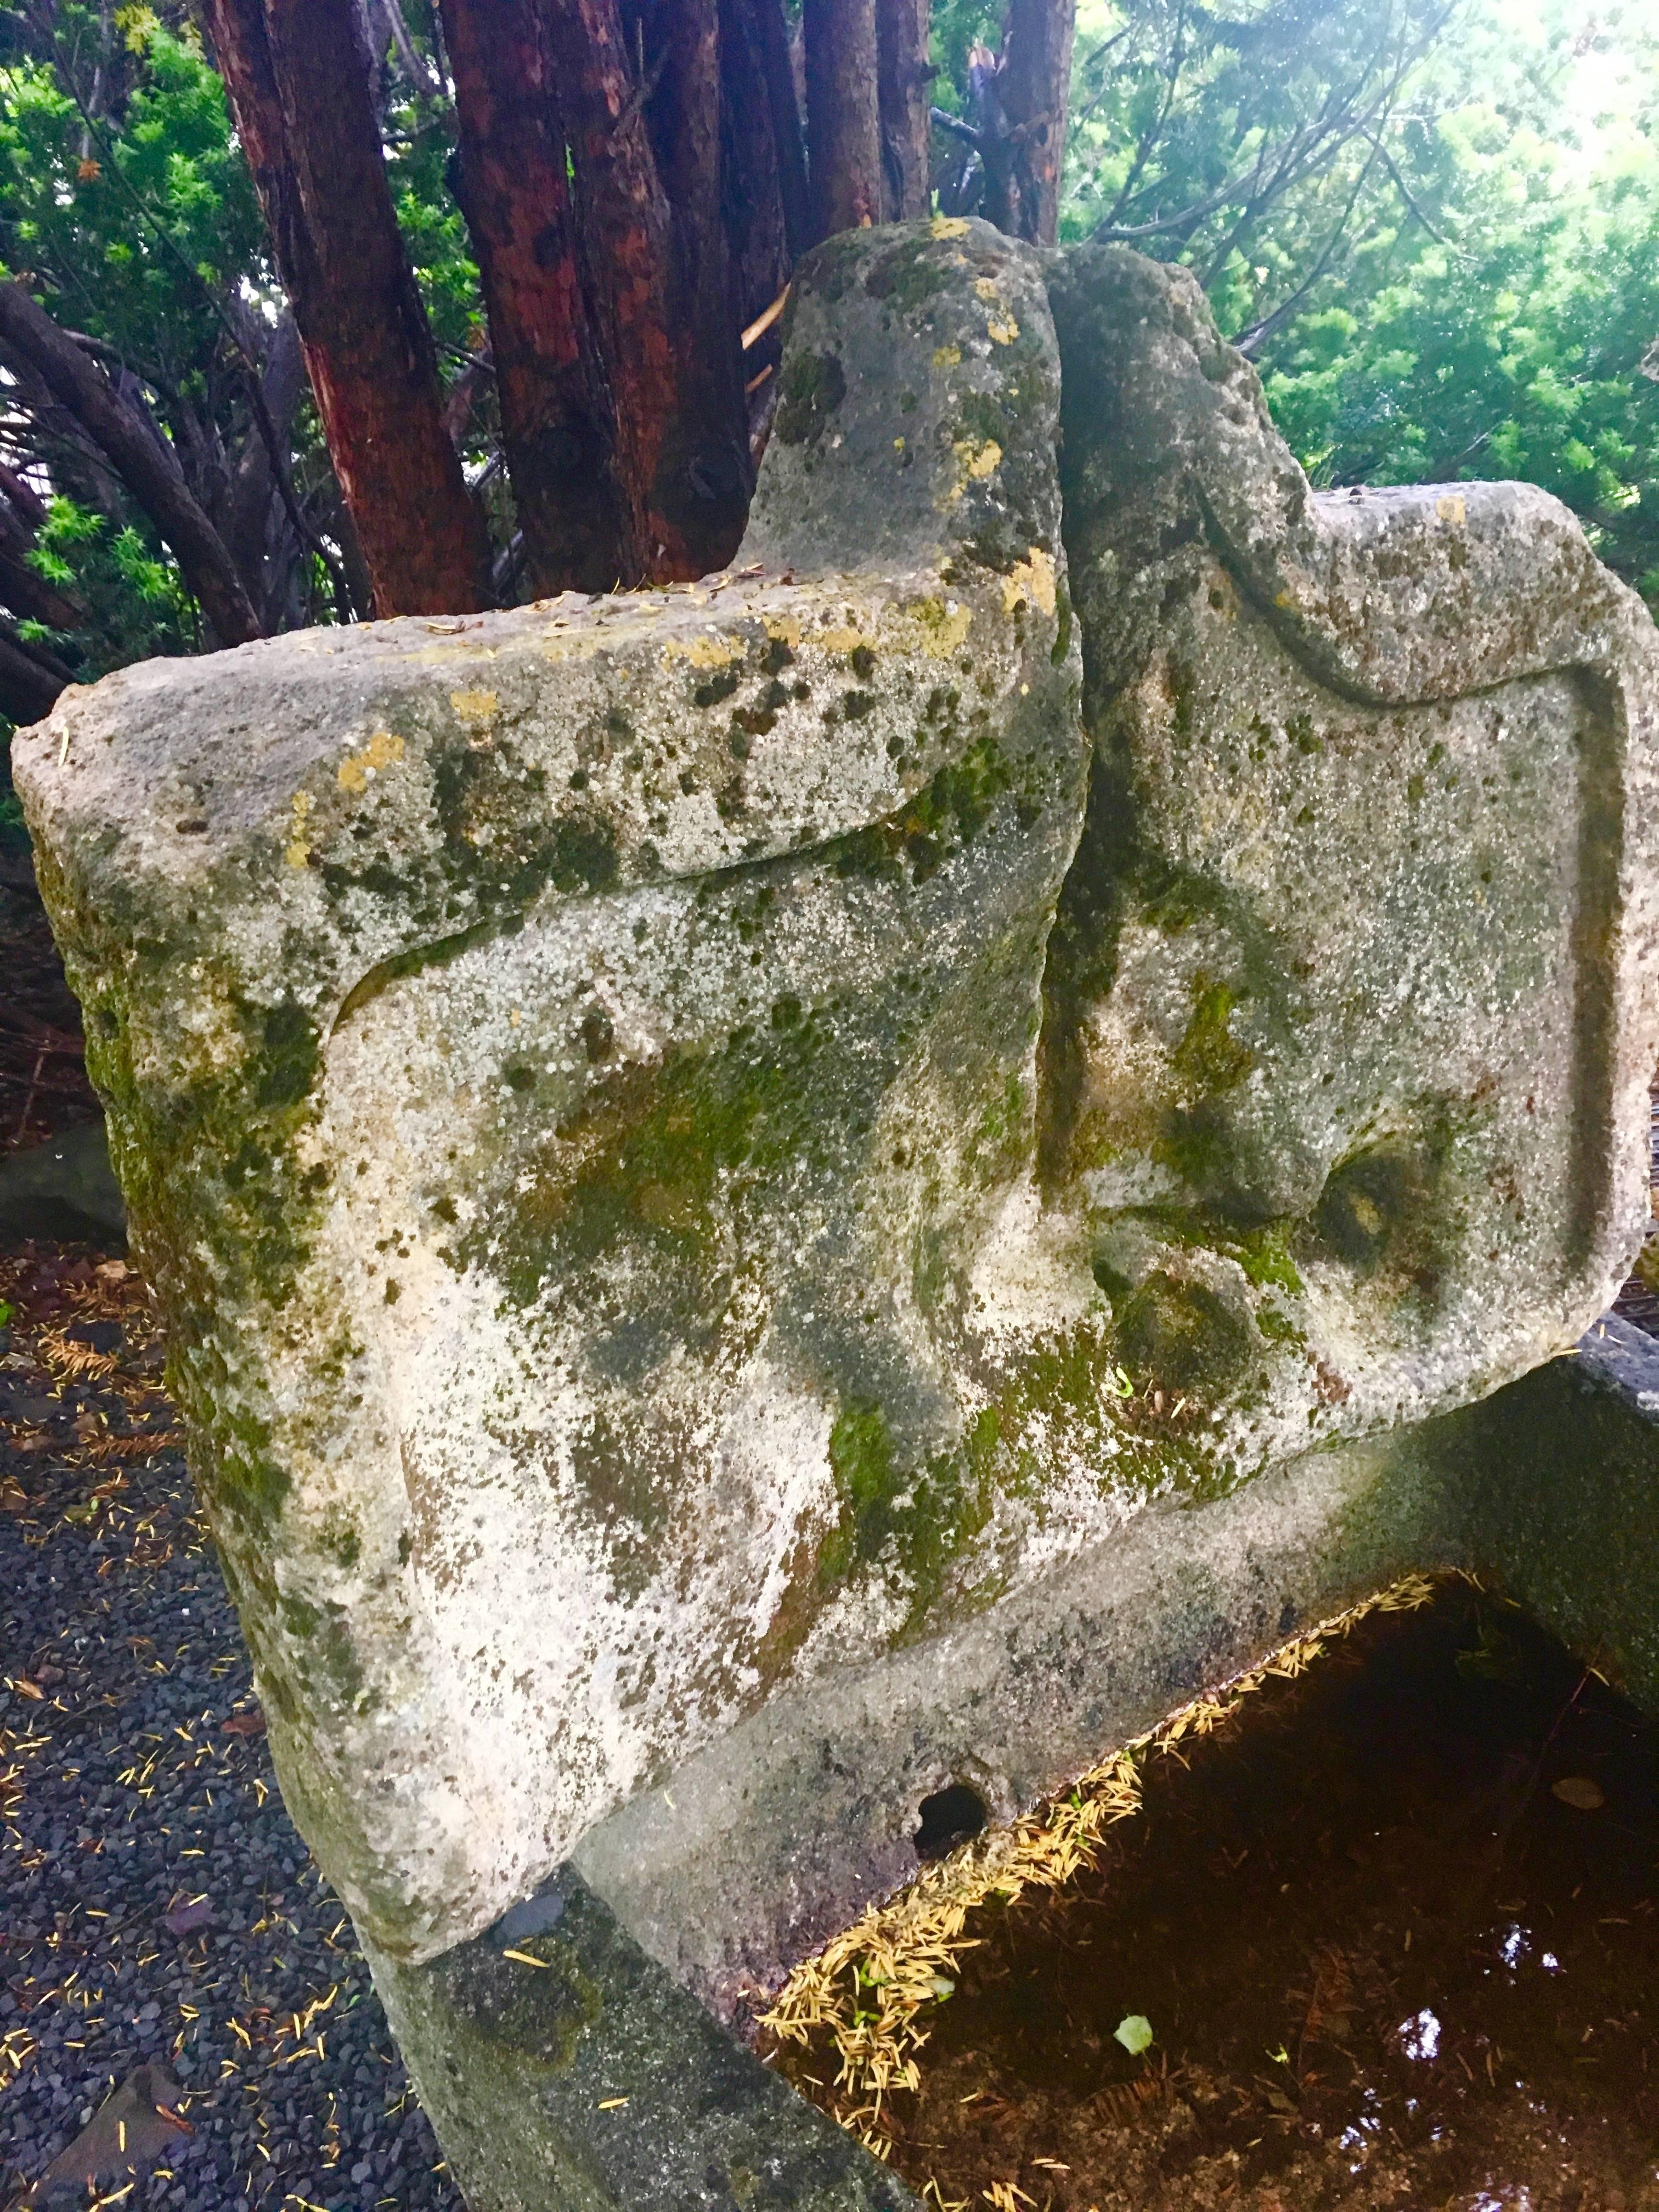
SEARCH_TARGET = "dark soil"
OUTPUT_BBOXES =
[0,1243,466,2212]
[788,1583,1659,2212]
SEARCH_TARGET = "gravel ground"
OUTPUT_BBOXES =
[0,1241,467,2212]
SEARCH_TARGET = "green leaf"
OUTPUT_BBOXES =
[1114,2013,1154,2056]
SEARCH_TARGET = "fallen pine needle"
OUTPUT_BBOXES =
[758,1572,1440,2154]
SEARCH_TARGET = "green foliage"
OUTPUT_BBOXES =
[0,15,263,358]
[1260,15,1659,602]
[0,12,251,674]
[31,492,190,671]
[0,0,487,724]
[1032,0,1659,609]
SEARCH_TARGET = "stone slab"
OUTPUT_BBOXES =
[16,221,1094,1965]
[1447,1313,1659,1709]
[573,1407,1470,2024]
[366,1871,917,2212]
[13,221,1659,2212]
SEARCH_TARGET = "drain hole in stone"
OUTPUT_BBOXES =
[914,1782,988,1861]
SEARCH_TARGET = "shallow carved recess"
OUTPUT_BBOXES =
[14,221,1659,1987]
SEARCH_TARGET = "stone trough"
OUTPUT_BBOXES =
[15,217,1659,2211]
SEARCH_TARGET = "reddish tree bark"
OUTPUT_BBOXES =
[0,281,262,647]
[0,629,70,725]
[726,0,810,263]
[877,0,932,221]
[439,0,630,595]
[997,0,1076,245]
[546,0,749,582]
[647,0,752,565]
[200,0,489,615]
[803,0,882,238]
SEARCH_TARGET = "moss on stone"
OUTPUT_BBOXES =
[818,1393,1007,1637]
[1228,1222,1304,1294]
[1171,973,1254,1098]
[435,1931,602,2074]
[775,351,847,447]
[832,734,1016,886]
[861,235,957,313]
[475,1003,853,1311]
[1114,1271,1255,1399]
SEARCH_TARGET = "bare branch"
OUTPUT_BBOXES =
[0,282,261,646]
[1232,136,1387,358]
[377,0,443,99]
[1098,0,1186,232]
[1363,127,1454,247]
[930,104,980,149]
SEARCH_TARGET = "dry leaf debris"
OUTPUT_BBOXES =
[757,1573,1438,2156]
[0,1245,464,2211]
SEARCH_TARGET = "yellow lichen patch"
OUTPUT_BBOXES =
[449,689,499,728]
[337,729,407,793]
[815,627,869,656]
[909,597,973,657]
[663,631,746,669]
[986,317,1019,347]
[284,789,314,870]
[954,439,1002,482]
[974,279,999,303]
[1001,546,1057,620]
[1436,493,1468,526]
[759,1571,1441,2158]
[764,614,802,648]
[931,216,970,240]
[932,344,963,371]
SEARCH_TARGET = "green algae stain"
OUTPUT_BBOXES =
[199,1396,291,1527]
[775,350,847,447]
[438,1932,602,2074]
[1171,973,1253,1098]
[819,1396,1004,1635]
[822,1399,899,1580]
[477,1013,844,1310]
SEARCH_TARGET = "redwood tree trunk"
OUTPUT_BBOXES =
[439,0,630,595]
[547,0,748,582]
[803,0,882,238]
[998,0,1076,245]
[200,0,489,615]
[648,0,752,567]
[877,0,932,221]
[727,0,810,264]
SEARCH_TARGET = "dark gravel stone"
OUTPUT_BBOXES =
[0,1242,465,2212]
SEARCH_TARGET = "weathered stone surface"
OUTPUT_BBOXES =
[13,216,1659,2050]
[16,219,1089,1965]
[365,1870,917,2212]
[1034,242,1659,1476]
